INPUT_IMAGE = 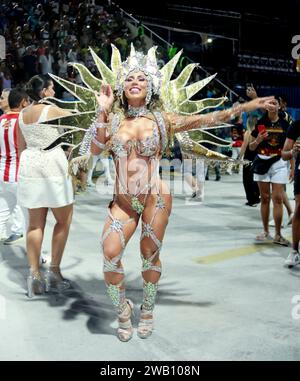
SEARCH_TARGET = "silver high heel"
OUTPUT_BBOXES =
[45,265,71,292]
[137,281,158,339]
[117,299,134,342]
[137,307,154,339]
[27,271,46,298]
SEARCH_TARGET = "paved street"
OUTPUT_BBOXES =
[0,173,299,361]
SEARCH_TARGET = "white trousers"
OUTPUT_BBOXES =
[0,180,27,238]
[87,154,113,183]
[227,147,241,174]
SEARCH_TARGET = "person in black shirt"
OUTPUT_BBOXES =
[249,97,291,246]
[282,120,300,267]
[239,115,260,206]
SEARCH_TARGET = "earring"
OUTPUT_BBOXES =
[145,83,153,105]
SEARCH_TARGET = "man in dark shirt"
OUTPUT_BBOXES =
[249,97,291,246]
[282,120,300,267]
[22,46,38,81]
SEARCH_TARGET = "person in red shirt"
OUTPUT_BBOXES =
[0,87,29,243]
[226,115,244,175]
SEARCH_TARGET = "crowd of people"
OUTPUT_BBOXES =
[0,0,149,95]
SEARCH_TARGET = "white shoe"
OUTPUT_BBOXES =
[284,251,300,268]
[196,192,204,202]
[3,233,24,245]
[40,256,48,265]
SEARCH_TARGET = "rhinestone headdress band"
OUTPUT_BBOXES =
[116,48,162,100]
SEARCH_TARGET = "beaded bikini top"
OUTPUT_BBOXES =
[110,124,160,158]
[109,112,167,159]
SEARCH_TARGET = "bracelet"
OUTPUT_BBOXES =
[95,121,107,129]
[96,105,109,117]
[92,137,106,150]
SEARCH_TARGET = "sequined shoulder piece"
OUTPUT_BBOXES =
[153,111,168,153]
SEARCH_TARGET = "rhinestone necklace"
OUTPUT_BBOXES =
[126,105,148,118]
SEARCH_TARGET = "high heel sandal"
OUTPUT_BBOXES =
[137,281,159,339]
[117,299,134,342]
[45,265,71,292]
[137,307,154,339]
[27,271,46,298]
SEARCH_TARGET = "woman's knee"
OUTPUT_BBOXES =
[53,205,73,225]
[28,224,45,232]
[272,192,283,205]
[141,246,160,260]
[103,244,122,262]
[55,212,73,226]
[141,249,154,259]
[260,192,271,204]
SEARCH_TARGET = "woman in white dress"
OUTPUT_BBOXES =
[17,75,74,297]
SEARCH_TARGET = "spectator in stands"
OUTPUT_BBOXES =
[22,46,38,80]
[58,52,68,78]
[16,37,25,59]
[22,24,33,45]
[38,47,54,75]
[40,22,50,42]
[0,67,12,90]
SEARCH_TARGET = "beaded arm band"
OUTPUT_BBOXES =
[171,103,245,133]
[96,105,110,119]
[92,137,106,150]
[95,121,108,129]
[205,103,244,126]
[79,120,108,155]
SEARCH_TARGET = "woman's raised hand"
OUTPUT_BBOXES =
[243,96,276,113]
[95,84,114,113]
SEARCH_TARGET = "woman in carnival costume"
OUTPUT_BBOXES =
[45,44,276,341]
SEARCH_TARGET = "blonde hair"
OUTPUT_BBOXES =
[246,115,258,132]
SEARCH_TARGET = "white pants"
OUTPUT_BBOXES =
[87,154,113,183]
[183,158,206,180]
[182,158,206,196]
[0,180,27,238]
[226,147,241,174]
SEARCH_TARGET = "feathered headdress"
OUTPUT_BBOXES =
[41,44,231,164]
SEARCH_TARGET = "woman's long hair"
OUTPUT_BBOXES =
[25,74,52,102]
